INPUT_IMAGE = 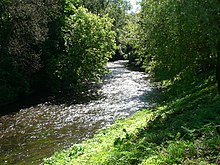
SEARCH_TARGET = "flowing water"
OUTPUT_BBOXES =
[0,60,153,165]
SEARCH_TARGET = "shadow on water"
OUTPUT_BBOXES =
[49,84,104,106]
[0,84,103,116]
[0,60,148,116]
[0,91,51,116]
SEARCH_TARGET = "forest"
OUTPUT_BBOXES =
[0,0,219,105]
[0,0,220,164]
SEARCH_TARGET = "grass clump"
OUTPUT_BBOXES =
[44,70,220,165]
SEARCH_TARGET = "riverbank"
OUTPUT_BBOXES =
[0,61,154,165]
[44,70,220,165]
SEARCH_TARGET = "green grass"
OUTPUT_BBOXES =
[44,71,220,165]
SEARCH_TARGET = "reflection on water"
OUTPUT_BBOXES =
[0,60,153,165]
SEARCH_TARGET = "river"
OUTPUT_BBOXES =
[0,60,153,164]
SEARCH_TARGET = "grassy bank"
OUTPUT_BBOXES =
[44,71,220,165]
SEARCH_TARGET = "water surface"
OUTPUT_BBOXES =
[0,60,153,164]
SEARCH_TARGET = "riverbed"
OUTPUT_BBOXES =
[0,60,153,164]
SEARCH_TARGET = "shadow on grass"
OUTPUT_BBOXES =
[104,72,220,165]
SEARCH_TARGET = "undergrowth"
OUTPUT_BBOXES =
[44,70,220,165]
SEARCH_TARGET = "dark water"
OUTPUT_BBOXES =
[0,60,153,165]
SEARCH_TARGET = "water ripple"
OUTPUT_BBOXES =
[0,60,153,164]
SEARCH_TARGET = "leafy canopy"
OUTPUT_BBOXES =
[138,0,220,82]
[50,5,116,88]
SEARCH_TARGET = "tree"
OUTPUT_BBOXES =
[120,13,140,63]
[78,0,131,60]
[138,0,220,85]
[48,5,116,90]
[0,0,62,104]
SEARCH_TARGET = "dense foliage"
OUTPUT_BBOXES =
[0,0,62,104]
[1,0,219,164]
[48,5,116,89]
[0,0,118,105]
[137,0,220,86]
[120,14,140,63]
[43,0,220,163]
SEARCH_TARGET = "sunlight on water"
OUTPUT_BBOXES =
[0,60,153,164]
